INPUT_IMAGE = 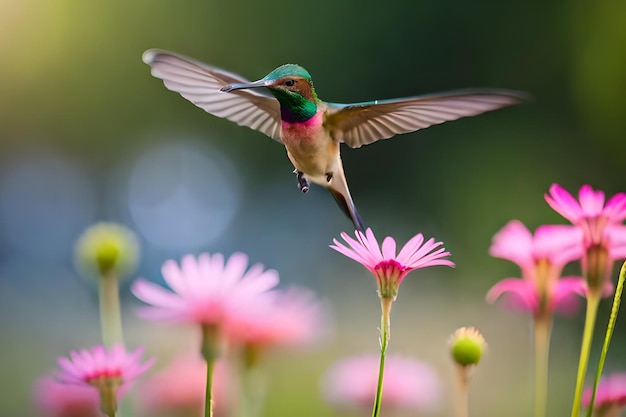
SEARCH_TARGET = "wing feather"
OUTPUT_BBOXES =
[143,49,282,142]
[324,90,526,148]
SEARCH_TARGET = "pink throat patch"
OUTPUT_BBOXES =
[281,112,322,129]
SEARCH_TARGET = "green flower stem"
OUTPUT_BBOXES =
[99,271,124,347]
[570,291,602,417]
[201,325,221,417]
[203,357,215,417]
[585,261,626,417]
[534,314,552,417]
[372,297,392,417]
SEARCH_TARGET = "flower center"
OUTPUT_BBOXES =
[373,260,408,299]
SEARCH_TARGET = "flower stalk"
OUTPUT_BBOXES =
[202,324,221,417]
[454,363,470,417]
[372,297,392,417]
[534,313,552,417]
[99,270,124,347]
[570,291,601,417]
[585,261,626,417]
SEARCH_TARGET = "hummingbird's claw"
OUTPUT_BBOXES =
[326,173,333,183]
[294,170,310,194]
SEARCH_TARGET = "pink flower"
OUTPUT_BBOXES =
[322,354,441,413]
[131,253,279,325]
[486,220,586,315]
[136,354,229,417]
[583,373,626,412]
[330,228,454,299]
[55,345,154,416]
[545,184,626,292]
[545,184,626,247]
[546,184,626,229]
[225,287,325,351]
[34,377,100,417]
[57,345,154,387]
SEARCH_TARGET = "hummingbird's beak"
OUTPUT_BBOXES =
[220,79,270,93]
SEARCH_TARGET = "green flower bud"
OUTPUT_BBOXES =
[449,327,487,367]
[75,223,140,279]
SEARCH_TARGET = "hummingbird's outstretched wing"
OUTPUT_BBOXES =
[324,90,526,148]
[143,49,283,141]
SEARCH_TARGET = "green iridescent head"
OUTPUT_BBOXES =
[220,63,318,122]
[262,64,312,82]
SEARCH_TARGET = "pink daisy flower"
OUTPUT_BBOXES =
[55,344,154,416]
[545,184,626,292]
[330,228,454,299]
[583,373,626,415]
[545,184,626,245]
[131,252,279,325]
[225,287,325,353]
[486,220,587,315]
[136,354,230,417]
[34,377,100,417]
[322,354,441,413]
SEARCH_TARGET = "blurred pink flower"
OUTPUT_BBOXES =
[136,354,229,417]
[330,228,454,299]
[57,344,154,387]
[131,253,279,325]
[545,184,626,245]
[322,354,441,413]
[487,220,587,315]
[583,373,626,414]
[55,344,154,416]
[34,377,100,417]
[225,287,326,351]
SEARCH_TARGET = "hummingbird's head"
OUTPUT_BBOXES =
[221,64,319,103]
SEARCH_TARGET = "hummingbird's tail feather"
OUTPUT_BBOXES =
[326,167,365,233]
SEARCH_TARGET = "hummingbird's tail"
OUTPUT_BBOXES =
[327,167,366,233]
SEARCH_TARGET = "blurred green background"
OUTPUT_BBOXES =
[1,0,625,416]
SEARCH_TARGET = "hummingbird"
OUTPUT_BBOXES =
[142,49,525,232]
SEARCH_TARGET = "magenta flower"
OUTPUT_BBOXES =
[330,228,454,299]
[55,345,154,417]
[225,287,325,352]
[583,373,626,415]
[34,377,100,417]
[322,354,441,413]
[486,220,586,315]
[545,184,626,245]
[136,354,230,417]
[545,184,626,292]
[131,252,279,325]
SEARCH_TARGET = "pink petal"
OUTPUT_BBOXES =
[551,277,586,315]
[396,233,425,264]
[361,229,383,262]
[486,278,538,313]
[330,238,372,268]
[489,220,534,271]
[578,185,605,217]
[131,279,186,310]
[222,252,250,287]
[534,224,583,266]
[161,260,190,297]
[381,237,397,260]
[545,183,583,223]
[609,225,626,260]
[604,193,626,223]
